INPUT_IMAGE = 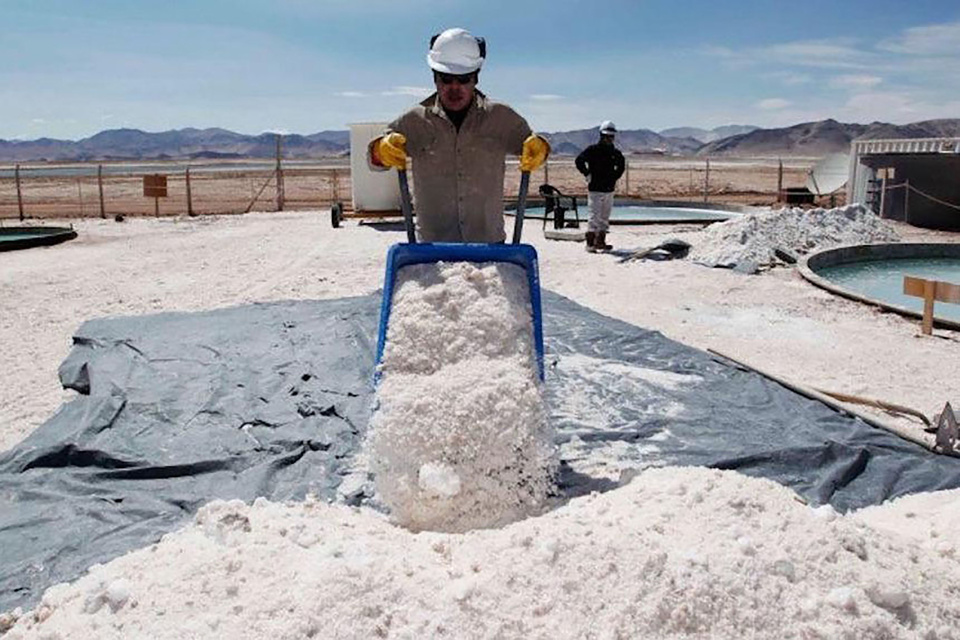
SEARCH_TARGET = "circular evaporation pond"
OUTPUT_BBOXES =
[0,226,78,251]
[800,244,960,327]
[817,258,960,322]
[506,205,739,224]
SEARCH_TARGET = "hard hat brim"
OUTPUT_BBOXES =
[427,55,483,75]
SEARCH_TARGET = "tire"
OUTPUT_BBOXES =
[331,202,342,228]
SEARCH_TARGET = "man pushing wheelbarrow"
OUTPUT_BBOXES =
[368,27,550,243]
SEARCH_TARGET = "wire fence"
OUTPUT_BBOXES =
[0,158,812,221]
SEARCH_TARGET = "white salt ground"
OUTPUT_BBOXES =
[6,467,960,639]
[365,261,557,533]
[3,211,960,639]
[689,204,900,268]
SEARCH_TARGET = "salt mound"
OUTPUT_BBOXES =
[365,261,557,533]
[690,204,900,268]
[7,467,960,639]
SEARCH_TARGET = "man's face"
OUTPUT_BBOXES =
[434,71,477,112]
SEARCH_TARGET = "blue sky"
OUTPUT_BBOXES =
[4,0,959,140]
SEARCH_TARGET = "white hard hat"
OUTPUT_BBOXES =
[427,28,486,74]
[599,120,617,136]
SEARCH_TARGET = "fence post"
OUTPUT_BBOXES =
[544,157,549,186]
[275,134,284,211]
[186,167,195,216]
[904,179,910,225]
[703,159,710,203]
[98,164,106,219]
[15,164,24,221]
[624,161,630,195]
[878,172,887,218]
[777,158,783,203]
[77,178,84,217]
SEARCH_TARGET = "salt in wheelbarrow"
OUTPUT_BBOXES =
[374,168,545,380]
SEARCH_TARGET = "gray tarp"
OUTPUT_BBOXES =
[3,290,960,614]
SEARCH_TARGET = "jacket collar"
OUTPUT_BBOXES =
[422,89,488,119]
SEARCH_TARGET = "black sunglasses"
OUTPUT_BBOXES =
[436,71,477,85]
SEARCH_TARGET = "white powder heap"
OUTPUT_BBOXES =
[7,467,960,640]
[365,261,557,533]
[689,204,901,268]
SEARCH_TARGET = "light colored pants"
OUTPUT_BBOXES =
[587,191,614,232]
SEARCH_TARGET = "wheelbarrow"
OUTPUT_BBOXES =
[374,168,545,381]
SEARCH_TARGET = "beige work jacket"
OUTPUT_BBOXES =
[382,91,531,243]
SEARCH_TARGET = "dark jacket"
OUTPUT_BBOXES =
[575,142,625,193]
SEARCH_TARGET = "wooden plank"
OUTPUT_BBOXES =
[923,279,935,335]
[904,276,960,304]
[903,275,960,335]
[936,281,960,305]
[903,275,926,297]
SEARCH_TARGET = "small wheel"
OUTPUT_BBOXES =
[331,202,343,228]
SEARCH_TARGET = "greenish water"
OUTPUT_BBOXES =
[0,232,53,242]
[818,258,960,321]
[508,205,736,222]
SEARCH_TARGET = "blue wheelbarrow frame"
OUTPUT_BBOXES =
[375,168,544,381]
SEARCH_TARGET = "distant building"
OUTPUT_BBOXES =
[848,136,960,229]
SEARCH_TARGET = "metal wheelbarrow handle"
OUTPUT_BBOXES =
[512,171,531,245]
[397,169,416,244]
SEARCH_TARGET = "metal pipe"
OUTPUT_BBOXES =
[512,171,530,244]
[397,169,416,244]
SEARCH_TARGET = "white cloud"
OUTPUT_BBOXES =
[703,38,872,72]
[530,94,562,101]
[335,91,366,98]
[762,40,869,69]
[757,98,791,110]
[777,73,813,86]
[381,86,432,97]
[30,118,46,124]
[879,21,960,56]
[829,74,883,88]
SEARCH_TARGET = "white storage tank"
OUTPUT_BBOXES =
[349,122,402,213]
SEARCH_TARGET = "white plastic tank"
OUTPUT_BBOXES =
[349,122,402,213]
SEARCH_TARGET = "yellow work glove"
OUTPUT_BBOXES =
[520,134,550,173]
[376,132,408,170]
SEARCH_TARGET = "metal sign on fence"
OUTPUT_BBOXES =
[143,174,168,198]
[143,174,167,217]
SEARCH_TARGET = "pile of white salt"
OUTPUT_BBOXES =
[364,261,557,532]
[690,203,900,268]
[7,467,960,639]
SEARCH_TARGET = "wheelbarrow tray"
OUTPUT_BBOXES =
[375,242,545,381]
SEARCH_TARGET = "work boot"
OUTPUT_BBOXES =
[585,231,597,253]
[596,232,613,252]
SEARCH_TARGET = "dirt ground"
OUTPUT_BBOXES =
[0,156,830,221]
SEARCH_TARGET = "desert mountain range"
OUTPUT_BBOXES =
[1,119,958,163]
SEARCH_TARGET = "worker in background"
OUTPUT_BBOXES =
[575,121,625,252]
[368,27,550,243]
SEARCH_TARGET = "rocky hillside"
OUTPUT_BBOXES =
[658,125,758,144]
[2,119,958,162]
[696,119,960,157]
[0,128,350,162]
[545,128,702,156]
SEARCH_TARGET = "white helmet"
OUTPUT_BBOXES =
[599,120,617,136]
[427,28,486,74]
